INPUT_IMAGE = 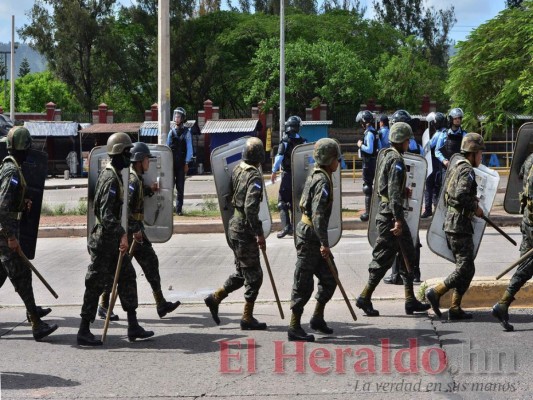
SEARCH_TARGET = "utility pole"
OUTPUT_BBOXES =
[279,0,285,141]
[158,0,170,145]
[10,16,15,121]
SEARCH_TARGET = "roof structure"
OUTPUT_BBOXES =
[139,120,200,136]
[24,121,79,137]
[201,119,261,134]
[79,123,142,134]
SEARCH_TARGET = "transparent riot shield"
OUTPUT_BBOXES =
[0,144,48,259]
[88,146,173,243]
[291,142,342,248]
[211,137,272,247]
[367,150,427,247]
[504,122,533,214]
[427,153,500,262]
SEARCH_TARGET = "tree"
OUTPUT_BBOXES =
[18,58,31,77]
[373,0,456,68]
[506,0,524,7]
[445,1,533,134]
[0,58,6,80]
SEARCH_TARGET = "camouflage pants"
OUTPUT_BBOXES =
[0,240,37,314]
[507,221,533,297]
[444,232,475,295]
[290,224,337,314]
[223,230,263,302]
[81,227,138,322]
[367,214,415,287]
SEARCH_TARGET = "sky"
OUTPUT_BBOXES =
[0,0,507,46]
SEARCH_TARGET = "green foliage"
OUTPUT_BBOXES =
[201,195,219,212]
[445,1,533,134]
[18,58,31,78]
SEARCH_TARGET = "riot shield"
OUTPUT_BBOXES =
[88,145,173,243]
[504,122,533,214]
[367,150,427,247]
[291,142,342,248]
[0,144,48,259]
[211,137,272,247]
[427,153,500,262]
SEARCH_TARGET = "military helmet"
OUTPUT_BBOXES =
[390,109,412,125]
[242,137,265,164]
[285,116,301,134]
[313,138,340,166]
[427,111,447,130]
[461,132,485,153]
[389,122,413,144]
[106,132,133,156]
[355,110,374,124]
[173,107,187,123]
[6,126,32,151]
[131,142,156,162]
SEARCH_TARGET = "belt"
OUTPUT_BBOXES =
[8,212,22,220]
[301,214,313,227]
[132,213,144,221]
[234,208,245,219]
[447,206,474,218]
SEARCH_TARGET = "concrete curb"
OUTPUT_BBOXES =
[422,276,533,309]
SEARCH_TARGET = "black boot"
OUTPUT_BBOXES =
[425,283,448,318]
[204,287,227,325]
[240,301,267,330]
[287,312,314,342]
[154,290,181,318]
[492,303,514,331]
[277,204,291,238]
[27,306,52,320]
[448,291,473,320]
[383,274,402,285]
[360,196,371,222]
[29,310,58,342]
[97,305,119,321]
[405,299,431,315]
[127,311,154,342]
[355,296,379,316]
[77,318,102,346]
[309,302,333,334]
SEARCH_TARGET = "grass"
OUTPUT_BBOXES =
[41,199,88,216]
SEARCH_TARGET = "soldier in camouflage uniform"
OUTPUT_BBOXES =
[204,137,267,330]
[492,153,533,331]
[97,142,180,321]
[426,133,485,320]
[78,133,154,346]
[287,138,340,342]
[0,127,58,341]
[356,122,430,317]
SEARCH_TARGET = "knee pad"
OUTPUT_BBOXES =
[363,184,373,195]
[278,202,288,212]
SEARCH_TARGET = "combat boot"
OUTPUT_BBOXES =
[404,284,430,315]
[355,296,379,316]
[127,311,154,342]
[29,310,58,341]
[240,301,267,330]
[77,317,102,346]
[492,291,515,332]
[309,302,333,334]
[448,291,473,320]
[425,282,448,318]
[204,287,227,325]
[383,274,402,285]
[287,312,314,342]
[98,291,119,321]
[277,205,291,238]
[154,290,181,318]
[360,195,371,222]
[26,305,51,320]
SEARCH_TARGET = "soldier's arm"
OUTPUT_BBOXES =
[0,168,21,238]
[311,177,330,248]
[455,166,478,212]
[434,133,447,163]
[98,177,126,237]
[127,177,142,234]
[244,172,264,237]
[388,160,406,222]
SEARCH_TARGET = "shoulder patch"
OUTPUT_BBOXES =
[253,181,262,190]
[10,177,19,186]
[129,184,135,192]
[395,163,403,171]
[109,186,117,196]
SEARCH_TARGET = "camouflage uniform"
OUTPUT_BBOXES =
[222,162,264,301]
[290,167,337,314]
[80,164,138,322]
[0,156,38,314]
[442,156,478,295]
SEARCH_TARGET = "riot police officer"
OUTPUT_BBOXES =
[271,116,307,238]
[78,132,154,346]
[166,107,193,215]
[378,115,390,148]
[356,110,379,222]
[435,108,467,182]
[0,127,58,341]
[426,133,485,321]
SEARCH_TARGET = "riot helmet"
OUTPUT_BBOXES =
[131,142,156,162]
[461,132,485,153]
[173,107,187,124]
[389,122,413,144]
[106,132,133,156]
[427,112,447,130]
[285,116,301,134]
[313,138,340,166]
[447,107,464,127]
[355,110,374,125]
[380,115,389,126]
[6,126,32,151]
[390,109,412,125]
[242,137,265,165]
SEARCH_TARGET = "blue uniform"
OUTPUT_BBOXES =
[435,127,467,164]
[379,126,390,149]
[167,125,193,214]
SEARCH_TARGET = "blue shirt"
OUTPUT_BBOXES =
[272,133,303,172]
[408,138,424,156]
[430,128,445,150]
[166,126,193,163]
[360,127,377,155]
[379,126,390,148]
[435,127,467,163]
